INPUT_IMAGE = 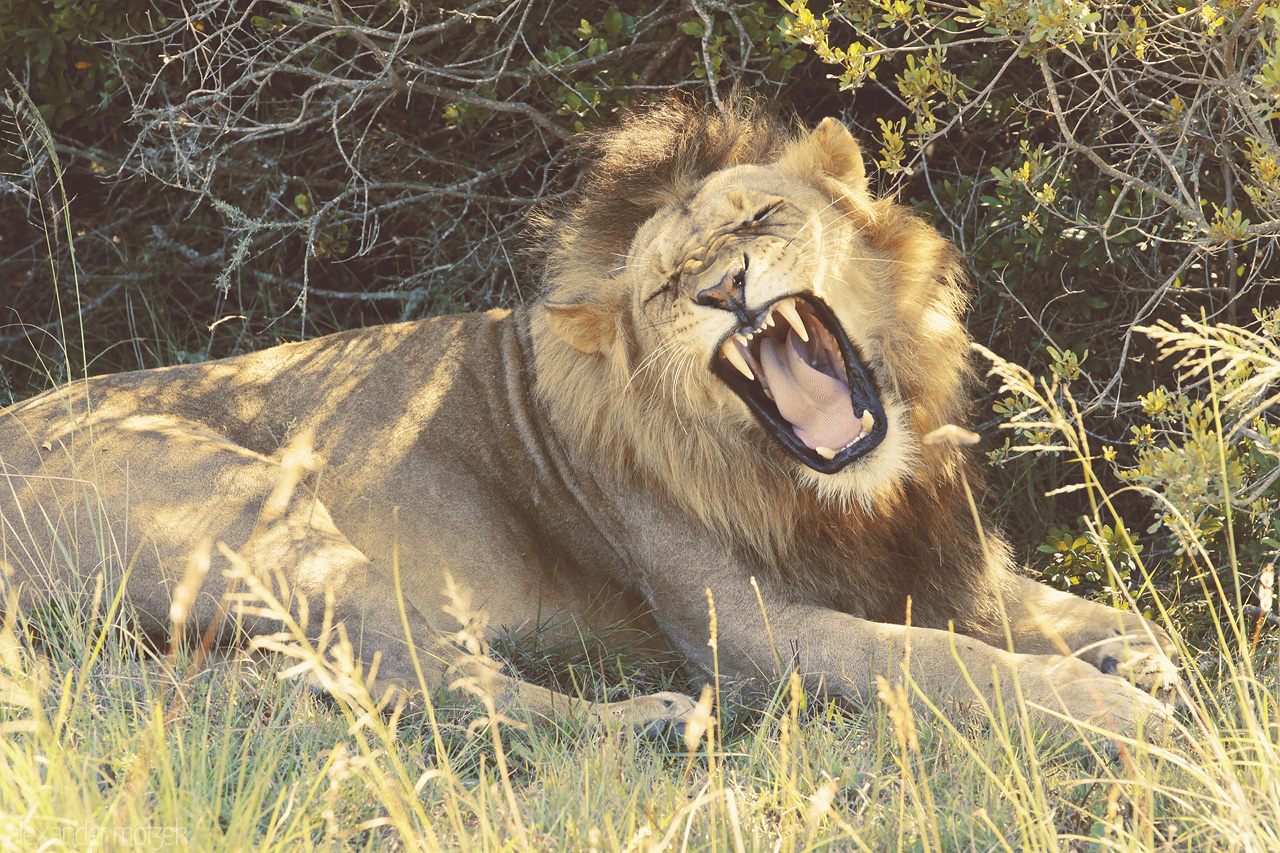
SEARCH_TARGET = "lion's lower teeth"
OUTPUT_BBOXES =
[815,429,871,460]
[861,410,874,433]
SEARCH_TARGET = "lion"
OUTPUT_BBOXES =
[0,97,1179,739]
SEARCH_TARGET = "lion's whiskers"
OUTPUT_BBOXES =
[627,337,684,396]
[634,329,708,424]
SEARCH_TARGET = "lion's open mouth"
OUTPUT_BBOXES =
[712,295,887,473]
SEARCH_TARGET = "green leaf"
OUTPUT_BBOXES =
[603,7,624,36]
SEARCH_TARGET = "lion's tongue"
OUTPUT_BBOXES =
[758,330,861,451]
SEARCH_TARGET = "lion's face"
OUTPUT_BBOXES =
[627,158,898,479]
[537,115,970,520]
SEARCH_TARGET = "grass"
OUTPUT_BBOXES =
[8,338,1277,853]
[0,575,1278,851]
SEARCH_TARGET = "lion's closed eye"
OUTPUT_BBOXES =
[744,200,783,227]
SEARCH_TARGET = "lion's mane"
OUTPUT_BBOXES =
[530,96,1009,633]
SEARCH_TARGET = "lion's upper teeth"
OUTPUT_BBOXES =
[722,338,754,380]
[861,410,874,434]
[774,298,809,343]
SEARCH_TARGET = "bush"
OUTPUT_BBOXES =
[1,0,809,398]
[0,0,150,131]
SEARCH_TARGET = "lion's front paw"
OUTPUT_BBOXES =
[1088,617,1183,705]
[1098,647,1181,704]
[1023,655,1174,744]
[600,691,698,735]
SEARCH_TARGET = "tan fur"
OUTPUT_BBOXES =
[0,97,1179,738]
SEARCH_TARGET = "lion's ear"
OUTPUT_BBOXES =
[780,117,868,193]
[544,300,619,355]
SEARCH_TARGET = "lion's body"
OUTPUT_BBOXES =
[0,98,1179,735]
[1,312,657,648]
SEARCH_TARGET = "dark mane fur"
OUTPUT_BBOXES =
[532,94,796,279]
[761,460,1009,636]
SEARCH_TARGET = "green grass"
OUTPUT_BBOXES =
[0,583,1278,851]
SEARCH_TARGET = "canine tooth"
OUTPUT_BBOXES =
[775,298,809,343]
[722,339,754,381]
[815,446,837,460]
[861,410,874,434]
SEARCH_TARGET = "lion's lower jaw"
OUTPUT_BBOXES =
[795,397,919,511]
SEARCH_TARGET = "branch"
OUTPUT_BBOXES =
[1243,606,1280,629]
[1036,55,1205,228]
[396,80,571,140]
[0,282,125,344]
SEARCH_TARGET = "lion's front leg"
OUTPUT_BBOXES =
[787,606,1172,740]
[617,498,1173,742]
[976,576,1182,703]
[651,573,1174,743]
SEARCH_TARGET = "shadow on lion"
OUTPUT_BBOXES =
[0,95,1181,745]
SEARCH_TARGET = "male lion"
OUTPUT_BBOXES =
[0,98,1179,738]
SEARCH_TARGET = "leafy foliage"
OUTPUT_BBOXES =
[0,0,150,130]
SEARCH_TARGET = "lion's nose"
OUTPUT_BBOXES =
[694,258,748,311]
